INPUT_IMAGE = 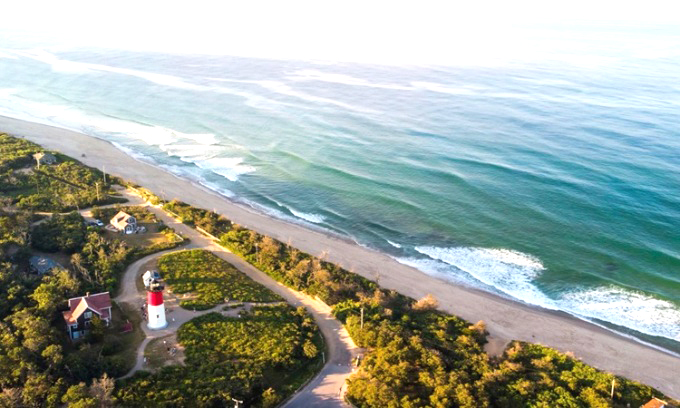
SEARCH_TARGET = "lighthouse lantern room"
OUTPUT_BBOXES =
[143,270,167,330]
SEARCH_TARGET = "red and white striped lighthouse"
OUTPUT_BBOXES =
[143,270,167,330]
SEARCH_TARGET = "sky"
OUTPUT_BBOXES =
[2,0,680,65]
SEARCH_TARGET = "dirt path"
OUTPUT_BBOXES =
[114,189,359,406]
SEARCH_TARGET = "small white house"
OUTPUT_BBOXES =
[110,211,137,234]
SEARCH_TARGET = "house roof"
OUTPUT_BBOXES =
[642,398,667,408]
[29,255,63,274]
[110,211,136,229]
[62,292,112,324]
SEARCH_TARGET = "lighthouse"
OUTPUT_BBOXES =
[143,270,167,330]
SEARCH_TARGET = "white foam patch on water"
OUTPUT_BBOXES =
[192,157,255,182]
[395,256,481,288]
[19,49,205,90]
[411,82,481,96]
[560,287,680,341]
[198,180,235,198]
[253,80,375,113]
[110,141,156,163]
[287,69,413,91]
[387,240,402,248]
[411,245,680,342]
[415,246,557,309]
[288,208,326,224]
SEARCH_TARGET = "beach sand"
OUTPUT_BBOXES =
[2,115,678,397]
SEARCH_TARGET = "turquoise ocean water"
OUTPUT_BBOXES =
[1,24,679,350]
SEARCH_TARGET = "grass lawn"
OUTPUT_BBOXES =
[92,205,158,224]
[103,223,177,248]
[112,301,147,374]
[158,249,283,310]
[144,333,185,370]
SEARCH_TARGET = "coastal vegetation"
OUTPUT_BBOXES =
[157,249,282,310]
[116,305,323,407]
[0,133,126,212]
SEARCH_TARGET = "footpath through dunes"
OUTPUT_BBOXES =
[113,189,359,407]
[5,116,680,398]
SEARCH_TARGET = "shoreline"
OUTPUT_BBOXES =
[2,114,678,397]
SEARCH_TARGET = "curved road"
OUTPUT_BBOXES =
[114,190,360,406]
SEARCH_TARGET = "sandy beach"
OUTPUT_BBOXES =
[2,115,678,397]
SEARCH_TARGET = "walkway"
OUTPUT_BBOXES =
[114,188,360,406]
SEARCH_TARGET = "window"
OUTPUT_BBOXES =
[84,311,92,319]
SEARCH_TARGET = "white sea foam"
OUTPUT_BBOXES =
[287,69,413,91]
[288,208,326,224]
[20,49,206,90]
[560,286,680,341]
[415,246,557,309]
[395,256,481,288]
[411,245,680,341]
[387,240,402,248]
[411,82,481,96]
[253,80,375,113]
[198,180,235,198]
[192,157,255,182]
[110,141,155,163]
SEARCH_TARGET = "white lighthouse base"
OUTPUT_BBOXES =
[147,303,167,330]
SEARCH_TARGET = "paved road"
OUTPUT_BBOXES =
[114,189,360,406]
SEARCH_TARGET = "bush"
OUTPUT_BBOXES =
[32,212,87,253]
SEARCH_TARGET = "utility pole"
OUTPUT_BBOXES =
[360,306,364,330]
[95,182,100,201]
[231,398,243,408]
[610,378,616,399]
[322,351,325,364]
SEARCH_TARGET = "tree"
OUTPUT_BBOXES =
[88,316,106,343]
[90,373,115,408]
[302,339,319,359]
[31,269,79,315]
[62,383,98,408]
[261,388,279,408]
[41,344,64,371]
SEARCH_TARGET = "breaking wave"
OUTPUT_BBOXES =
[288,208,326,224]
[411,245,680,341]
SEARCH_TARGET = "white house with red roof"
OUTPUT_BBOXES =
[62,292,112,340]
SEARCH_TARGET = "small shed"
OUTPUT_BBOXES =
[33,152,57,167]
[29,255,63,275]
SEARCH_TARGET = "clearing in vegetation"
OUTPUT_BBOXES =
[158,249,283,310]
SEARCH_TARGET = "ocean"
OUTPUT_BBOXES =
[1,24,679,351]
